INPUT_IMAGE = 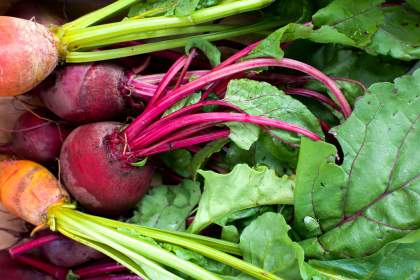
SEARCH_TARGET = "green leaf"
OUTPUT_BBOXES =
[247,23,354,59]
[239,212,304,280]
[366,5,420,61]
[313,0,385,47]
[66,270,80,280]
[295,70,420,259]
[188,164,294,233]
[131,157,148,167]
[253,2,420,60]
[225,122,260,150]
[129,180,201,231]
[161,149,193,178]
[407,0,420,12]
[191,139,229,180]
[186,38,221,67]
[163,92,201,117]
[308,45,410,87]
[128,0,220,17]
[224,79,324,146]
[309,229,420,279]
[223,134,299,176]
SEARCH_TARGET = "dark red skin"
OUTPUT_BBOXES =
[42,238,102,268]
[40,63,127,124]
[0,251,54,280]
[10,111,72,163]
[60,122,154,215]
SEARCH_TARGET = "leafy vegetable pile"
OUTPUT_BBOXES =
[0,0,419,279]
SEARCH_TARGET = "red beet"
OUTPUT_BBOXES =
[1,111,71,163]
[40,63,127,124]
[42,238,102,268]
[60,122,154,215]
[0,250,54,280]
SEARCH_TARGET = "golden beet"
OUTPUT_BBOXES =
[0,160,68,225]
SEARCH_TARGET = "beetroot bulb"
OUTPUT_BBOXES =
[39,63,127,124]
[59,45,351,215]
[38,58,203,124]
[60,122,154,215]
[0,110,72,163]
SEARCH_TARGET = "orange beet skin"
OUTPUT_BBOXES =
[0,160,68,226]
[0,16,59,96]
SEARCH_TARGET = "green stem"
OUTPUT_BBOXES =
[56,208,222,280]
[75,211,241,255]
[61,0,139,31]
[58,226,149,279]
[76,24,236,51]
[61,0,274,49]
[62,209,281,280]
[65,21,276,62]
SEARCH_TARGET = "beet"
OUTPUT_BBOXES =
[0,251,54,280]
[60,122,154,215]
[42,238,102,268]
[40,63,127,124]
[1,111,71,163]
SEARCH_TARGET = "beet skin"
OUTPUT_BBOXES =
[60,122,154,215]
[40,63,126,124]
[10,111,71,163]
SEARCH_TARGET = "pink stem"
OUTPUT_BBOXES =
[284,88,340,110]
[125,58,351,139]
[144,55,187,112]
[174,49,197,89]
[15,255,68,280]
[131,123,219,156]
[131,101,240,146]
[75,262,127,278]
[85,275,143,280]
[9,234,61,257]
[133,70,209,85]
[134,130,230,157]
[131,112,322,152]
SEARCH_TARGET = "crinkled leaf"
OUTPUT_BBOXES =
[252,2,420,60]
[224,79,324,146]
[161,149,193,178]
[191,138,229,179]
[129,180,201,231]
[188,164,294,233]
[247,23,354,59]
[222,133,299,176]
[313,0,385,47]
[366,5,420,61]
[217,206,276,243]
[186,38,221,67]
[128,0,219,17]
[295,70,420,259]
[309,229,420,279]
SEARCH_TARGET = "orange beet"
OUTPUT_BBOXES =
[0,160,68,225]
[0,16,59,96]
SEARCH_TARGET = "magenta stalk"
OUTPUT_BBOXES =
[125,57,351,139]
